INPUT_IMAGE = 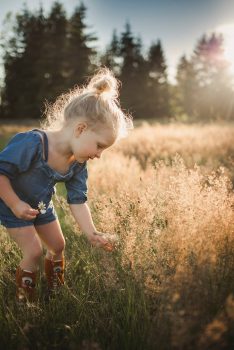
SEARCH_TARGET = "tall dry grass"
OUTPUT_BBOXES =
[86,123,234,348]
[114,122,234,179]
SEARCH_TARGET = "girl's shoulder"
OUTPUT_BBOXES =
[0,130,45,174]
[7,129,43,146]
[3,129,44,159]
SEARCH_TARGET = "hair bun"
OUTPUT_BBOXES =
[93,78,112,94]
[87,68,119,99]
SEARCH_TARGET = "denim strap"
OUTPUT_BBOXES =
[32,129,48,161]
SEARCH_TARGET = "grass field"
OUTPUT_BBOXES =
[0,121,234,350]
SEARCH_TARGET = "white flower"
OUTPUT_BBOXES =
[38,201,47,214]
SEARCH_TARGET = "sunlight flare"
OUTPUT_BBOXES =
[216,23,234,73]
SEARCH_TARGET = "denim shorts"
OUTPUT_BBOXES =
[0,205,58,229]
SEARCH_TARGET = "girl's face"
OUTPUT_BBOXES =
[71,123,116,163]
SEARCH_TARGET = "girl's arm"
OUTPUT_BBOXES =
[0,175,21,208]
[0,175,39,220]
[69,202,109,247]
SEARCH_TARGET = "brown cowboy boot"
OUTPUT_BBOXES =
[44,257,65,294]
[16,266,37,303]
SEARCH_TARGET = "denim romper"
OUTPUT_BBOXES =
[0,129,88,228]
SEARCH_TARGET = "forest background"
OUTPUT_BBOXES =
[0,1,234,122]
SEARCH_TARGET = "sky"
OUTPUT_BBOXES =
[0,0,234,83]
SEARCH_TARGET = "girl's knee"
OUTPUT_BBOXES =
[52,237,66,255]
[27,244,43,261]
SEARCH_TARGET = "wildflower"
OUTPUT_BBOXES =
[38,201,46,214]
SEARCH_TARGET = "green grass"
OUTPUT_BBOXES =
[0,136,10,150]
[0,222,152,350]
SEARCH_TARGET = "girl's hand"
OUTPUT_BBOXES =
[11,200,39,220]
[87,231,118,252]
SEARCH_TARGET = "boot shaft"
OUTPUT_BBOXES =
[44,257,65,292]
[16,267,37,303]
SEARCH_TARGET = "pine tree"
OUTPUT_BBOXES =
[175,54,198,119]
[192,33,233,120]
[119,22,147,118]
[100,30,121,74]
[40,2,67,102]
[1,5,46,118]
[24,6,47,118]
[1,11,23,118]
[66,2,97,88]
[146,40,170,118]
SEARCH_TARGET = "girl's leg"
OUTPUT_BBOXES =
[35,219,65,260]
[35,220,65,292]
[7,226,43,271]
[7,226,43,302]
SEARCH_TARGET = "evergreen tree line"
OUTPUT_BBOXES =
[0,1,233,121]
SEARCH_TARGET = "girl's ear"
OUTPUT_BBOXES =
[74,122,88,137]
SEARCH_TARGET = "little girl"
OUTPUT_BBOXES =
[0,68,132,303]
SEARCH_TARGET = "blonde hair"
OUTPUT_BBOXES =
[41,68,133,140]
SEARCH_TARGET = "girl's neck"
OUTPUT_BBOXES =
[45,129,75,165]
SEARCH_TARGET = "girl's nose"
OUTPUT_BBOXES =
[96,150,103,158]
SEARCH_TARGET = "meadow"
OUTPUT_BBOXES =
[0,121,234,350]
